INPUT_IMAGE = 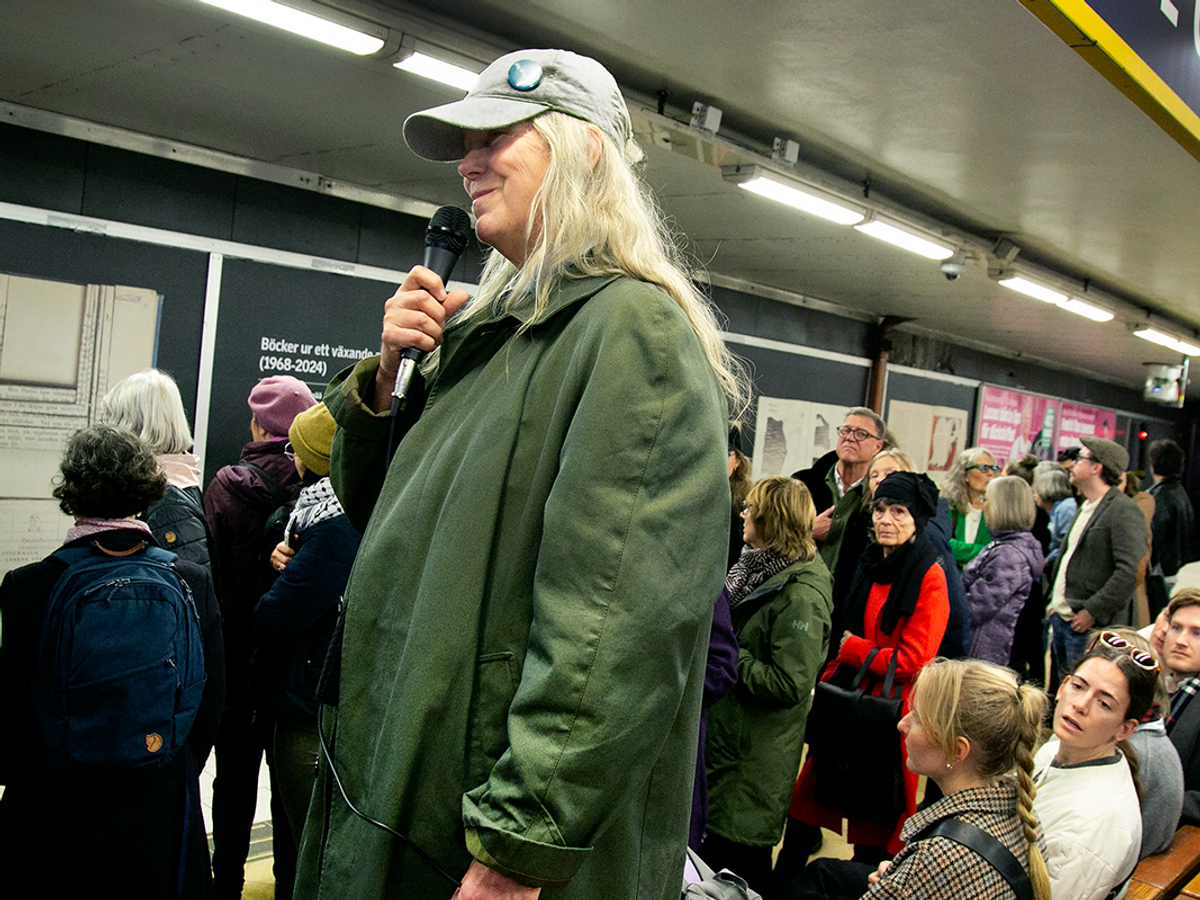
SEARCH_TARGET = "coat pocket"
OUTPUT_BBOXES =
[467,651,518,788]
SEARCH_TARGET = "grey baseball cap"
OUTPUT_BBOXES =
[403,49,633,162]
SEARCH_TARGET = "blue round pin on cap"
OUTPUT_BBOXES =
[507,60,543,92]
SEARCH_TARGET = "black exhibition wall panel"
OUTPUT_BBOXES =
[205,258,394,483]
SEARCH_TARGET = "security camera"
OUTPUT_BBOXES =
[941,250,968,281]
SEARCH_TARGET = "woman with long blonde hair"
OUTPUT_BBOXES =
[302,49,747,899]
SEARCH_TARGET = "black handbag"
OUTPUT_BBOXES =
[805,647,905,828]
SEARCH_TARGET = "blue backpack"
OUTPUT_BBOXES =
[32,541,207,770]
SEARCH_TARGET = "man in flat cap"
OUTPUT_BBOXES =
[1046,436,1148,686]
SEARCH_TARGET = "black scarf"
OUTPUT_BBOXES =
[844,530,939,636]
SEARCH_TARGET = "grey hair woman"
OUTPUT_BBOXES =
[98,368,213,569]
[941,447,999,567]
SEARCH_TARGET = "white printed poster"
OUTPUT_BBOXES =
[751,397,848,481]
[886,399,971,486]
[0,274,160,569]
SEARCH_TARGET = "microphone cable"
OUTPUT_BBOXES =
[315,703,464,890]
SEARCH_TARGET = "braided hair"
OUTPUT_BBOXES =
[911,659,1051,900]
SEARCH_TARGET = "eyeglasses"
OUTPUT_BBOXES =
[284,442,295,461]
[837,425,881,441]
[1077,452,1098,464]
[1097,631,1160,672]
[966,464,1001,474]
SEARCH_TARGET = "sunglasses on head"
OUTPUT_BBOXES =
[1097,631,1160,672]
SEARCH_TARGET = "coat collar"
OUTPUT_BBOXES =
[502,273,625,324]
[740,556,817,606]
[435,274,626,378]
[901,779,1019,842]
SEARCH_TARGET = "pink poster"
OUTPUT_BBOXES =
[975,386,1059,467]
[1056,402,1117,452]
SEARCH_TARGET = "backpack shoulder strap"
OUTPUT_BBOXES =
[238,462,291,507]
[918,818,1033,900]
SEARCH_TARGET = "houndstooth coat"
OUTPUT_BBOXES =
[866,779,1042,900]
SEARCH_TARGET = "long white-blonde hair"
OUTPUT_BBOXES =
[448,111,748,416]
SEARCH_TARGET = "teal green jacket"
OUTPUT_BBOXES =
[705,557,832,846]
[295,275,730,899]
[950,509,991,567]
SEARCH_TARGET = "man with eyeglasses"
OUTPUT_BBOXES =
[1164,590,1200,826]
[1046,436,1148,689]
[792,407,888,603]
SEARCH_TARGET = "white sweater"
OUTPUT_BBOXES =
[1033,739,1141,900]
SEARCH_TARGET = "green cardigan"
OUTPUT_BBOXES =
[295,275,730,899]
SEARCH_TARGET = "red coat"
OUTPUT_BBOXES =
[790,562,949,852]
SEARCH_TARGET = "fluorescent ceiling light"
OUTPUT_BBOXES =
[1135,328,1200,356]
[1135,328,1181,349]
[394,52,480,92]
[998,276,1069,305]
[1057,298,1114,323]
[198,0,385,55]
[736,177,865,225]
[854,219,955,260]
[721,167,864,225]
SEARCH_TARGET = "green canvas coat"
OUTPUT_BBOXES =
[704,557,832,846]
[295,275,730,899]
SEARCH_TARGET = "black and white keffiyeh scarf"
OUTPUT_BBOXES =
[287,477,345,538]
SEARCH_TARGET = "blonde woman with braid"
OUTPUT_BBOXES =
[784,657,1049,900]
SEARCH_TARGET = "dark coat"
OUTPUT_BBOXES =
[204,439,302,707]
[254,513,360,722]
[690,590,738,849]
[0,529,225,899]
[1149,476,1196,576]
[1168,691,1200,827]
[145,483,217,574]
[1056,487,1149,626]
[925,497,971,658]
[794,450,869,623]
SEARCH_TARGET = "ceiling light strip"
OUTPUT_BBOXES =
[721,166,865,225]
[998,276,1069,305]
[394,51,480,91]
[1135,328,1200,356]
[197,0,386,55]
[854,218,955,260]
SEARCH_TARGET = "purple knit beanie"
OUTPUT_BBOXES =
[247,375,316,438]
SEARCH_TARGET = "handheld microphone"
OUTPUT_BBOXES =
[390,205,473,406]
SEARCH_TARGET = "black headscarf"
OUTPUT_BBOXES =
[844,472,942,636]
